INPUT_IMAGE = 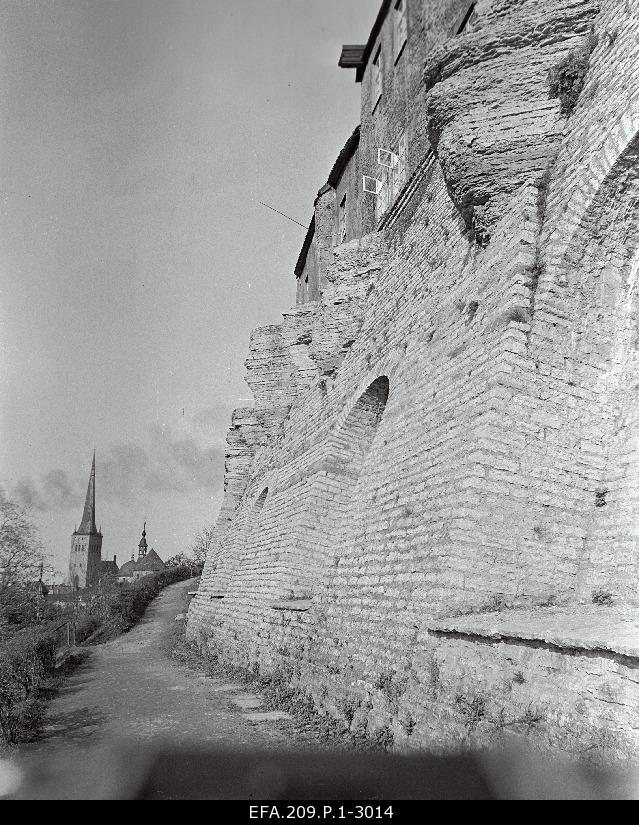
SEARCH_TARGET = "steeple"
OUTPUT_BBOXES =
[138,522,148,558]
[76,451,97,535]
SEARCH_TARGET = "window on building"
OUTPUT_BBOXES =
[372,46,382,111]
[394,0,408,62]
[391,132,407,201]
[375,130,408,223]
[338,193,347,244]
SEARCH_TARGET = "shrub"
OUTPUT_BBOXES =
[374,670,408,705]
[454,692,487,731]
[374,725,394,750]
[591,589,613,606]
[548,31,598,116]
[0,625,57,746]
[74,614,101,644]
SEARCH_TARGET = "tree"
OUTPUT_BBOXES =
[164,524,214,573]
[190,524,215,567]
[0,493,52,629]
[164,552,203,577]
[165,552,191,568]
[0,494,48,593]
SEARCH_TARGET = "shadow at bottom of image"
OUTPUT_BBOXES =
[3,737,639,801]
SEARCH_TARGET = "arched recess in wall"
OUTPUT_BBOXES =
[287,376,390,602]
[326,376,390,473]
[544,103,639,273]
[536,130,639,604]
[209,484,272,598]
[582,134,639,604]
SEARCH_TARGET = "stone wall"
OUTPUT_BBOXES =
[189,0,639,763]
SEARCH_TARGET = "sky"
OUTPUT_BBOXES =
[0,0,377,578]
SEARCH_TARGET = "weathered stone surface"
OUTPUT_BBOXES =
[424,0,600,240]
[188,0,639,763]
[429,606,639,658]
[245,711,292,723]
[232,695,264,711]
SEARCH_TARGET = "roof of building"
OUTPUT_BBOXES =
[294,126,361,279]
[327,125,360,189]
[99,560,119,576]
[134,548,167,573]
[118,560,137,577]
[76,451,99,535]
[338,0,392,82]
[294,216,316,279]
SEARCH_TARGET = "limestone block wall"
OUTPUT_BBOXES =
[189,0,639,762]
[534,0,639,603]
[484,0,639,607]
[406,609,639,759]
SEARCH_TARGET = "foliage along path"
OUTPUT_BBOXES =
[14,579,305,762]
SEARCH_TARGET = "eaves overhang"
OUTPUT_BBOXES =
[338,0,391,82]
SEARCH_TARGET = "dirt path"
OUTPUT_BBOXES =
[17,579,302,758]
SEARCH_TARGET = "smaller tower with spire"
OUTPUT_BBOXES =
[137,522,148,560]
[68,452,104,589]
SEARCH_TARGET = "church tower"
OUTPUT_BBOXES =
[68,452,103,589]
[137,522,148,560]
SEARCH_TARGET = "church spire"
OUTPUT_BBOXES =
[138,521,148,558]
[77,451,97,535]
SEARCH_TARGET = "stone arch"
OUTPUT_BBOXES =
[284,376,391,604]
[325,375,390,474]
[535,130,639,361]
[542,97,639,289]
[203,482,273,599]
[557,134,639,283]
[575,194,639,604]
[326,375,391,572]
[214,377,392,615]
[531,125,639,606]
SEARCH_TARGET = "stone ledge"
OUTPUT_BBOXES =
[428,606,639,661]
[270,599,312,612]
[245,711,292,723]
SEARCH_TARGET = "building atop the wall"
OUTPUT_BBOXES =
[68,453,118,589]
[117,523,167,583]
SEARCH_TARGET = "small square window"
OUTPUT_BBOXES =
[394,0,408,63]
